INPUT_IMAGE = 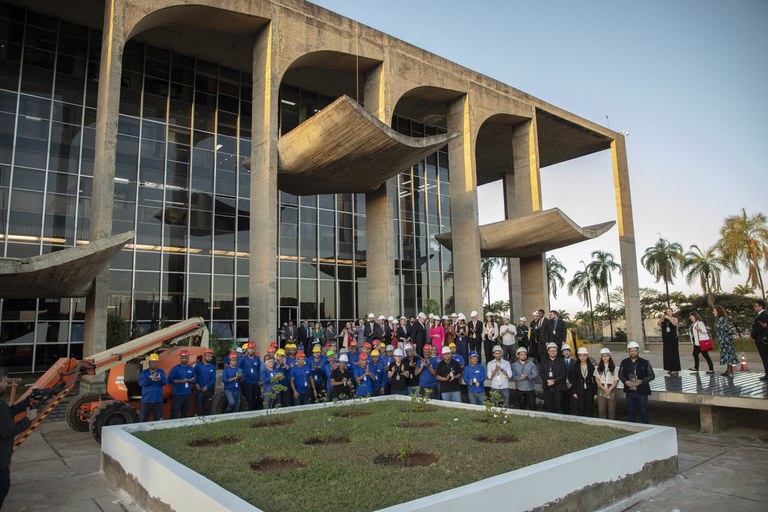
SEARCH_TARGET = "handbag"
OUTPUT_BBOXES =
[699,337,713,352]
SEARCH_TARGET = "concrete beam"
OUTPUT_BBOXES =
[249,22,280,354]
[447,96,483,313]
[611,137,642,345]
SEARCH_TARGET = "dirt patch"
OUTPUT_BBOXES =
[250,457,307,471]
[474,434,519,443]
[187,436,240,448]
[251,417,294,428]
[393,420,439,428]
[374,452,440,467]
[303,434,350,445]
[332,410,372,418]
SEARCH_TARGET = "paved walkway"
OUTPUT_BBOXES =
[3,347,766,512]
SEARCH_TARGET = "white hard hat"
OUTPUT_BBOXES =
[441,346,451,354]
[577,347,589,355]
[502,314,510,320]
[393,349,404,357]
[519,317,527,322]
[561,344,572,352]
[339,354,349,362]
[418,312,426,319]
[378,315,386,320]
[486,312,494,317]
[450,312,458,318]
[387,316,394,322]
[470,311,478,317]
[516,347,528,354]
[546,342,558,350]
[399,316,407,321]
[458,313,466,321]
[404,343,414,351]
[627,341,640,350]
[367,313,375,319]
[441,315,449,320]
[600,348,611,355]
[531,311,539,316]
[492,345,502,353]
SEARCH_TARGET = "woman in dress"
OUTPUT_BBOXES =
[428,317,445,354]
[657,308,681,376]
[311,322,325,347]
[454,315,469,364]
[713,305,738,376]
[442,315,455,348]
[689,311,714,374]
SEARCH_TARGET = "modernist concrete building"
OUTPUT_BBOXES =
[0,0,641,372]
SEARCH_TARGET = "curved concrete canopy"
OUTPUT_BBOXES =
[272,95,457,195]
[435,209,615,258]
[0,232,134,299]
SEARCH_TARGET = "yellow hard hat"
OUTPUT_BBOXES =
[276,348,286,356]
[242,343,249,350]
[312,346,321,353]
[371,349,380,356]
[148,353,159,362]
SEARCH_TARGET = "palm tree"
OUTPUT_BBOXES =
[640,237,683,307]
[587,250,621,341]
[680,244,730,308]
[568,261,596,339]
[732,284,755,296]
[480,258,497,307]
[717,209,768,300]
[546,255,567,300]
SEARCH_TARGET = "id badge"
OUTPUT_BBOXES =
[396,375,400,381]
[583,382,587,390]
[666,326,670,333]
[548,370,553,378]
[553,329,556,335]
[251,368,254,373]
[185,382,189,388]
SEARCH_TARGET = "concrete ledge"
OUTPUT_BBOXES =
[102,397,678,512]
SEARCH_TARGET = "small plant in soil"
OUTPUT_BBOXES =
[263,374,288,423]
[333,388,372,418]
[479,391,518,443]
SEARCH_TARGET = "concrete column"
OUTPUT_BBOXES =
[509,118,548,317]
[83,0,124,391]
[502,173,522,321]
[249,23,280,354]
[447,96,483,315]
[363,63,397,315]
[611,137,642,346]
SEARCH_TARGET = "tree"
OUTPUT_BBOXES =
[679,244,730,309]
[640,236,683,307]
[568,262,596,339]
[587,250,621,341]
[732,284,755,296]
[481,258,497,308]
[546,255,567,300]
[717,208,768,300]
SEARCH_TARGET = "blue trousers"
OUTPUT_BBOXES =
[468,391,485,406]
[224,389,241,413]
[626,392,649,423]
[440,390,462,402]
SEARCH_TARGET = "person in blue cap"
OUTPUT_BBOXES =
[169,349,196,419]
[462,351,486,405]
[194,349,217,416]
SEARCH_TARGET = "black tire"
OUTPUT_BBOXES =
[210,390,249,414]
[66,393,104,432]
[90,401,139,443]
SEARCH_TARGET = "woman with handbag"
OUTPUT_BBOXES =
[713,305,738,376]
[688,311,714,374]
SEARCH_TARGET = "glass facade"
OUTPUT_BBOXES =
[0,4,452,373]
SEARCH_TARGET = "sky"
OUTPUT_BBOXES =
[310,0,768,314]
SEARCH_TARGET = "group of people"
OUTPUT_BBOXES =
[658,300,768,380]
[138,317,656,425]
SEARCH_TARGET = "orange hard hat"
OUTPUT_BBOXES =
[180,350,190,357]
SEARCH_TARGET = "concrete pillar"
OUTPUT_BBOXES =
[83,0,124,391]
[249,23,280,354]
[508,118,548,317]
[611,137,642,346]
[502,172,522,321]
[447,96,483,315]
[363,63,397,315]
[699,405,723,433]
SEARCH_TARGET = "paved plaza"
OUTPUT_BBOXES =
[4,349,767,512]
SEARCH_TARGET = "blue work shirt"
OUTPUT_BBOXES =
[194,360,217,391]
[463,364,486,394]
[353,363,374,396]
[238,354,262,384]
[138,368,167,403]
[451,354,466,368]
[290,365,312,394]
[369,359,385,389]
[323,362,336,390]
[169,364,195,396]
[417,357,439,387]
[222,365,242,391]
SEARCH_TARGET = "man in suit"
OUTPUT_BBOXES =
[548,310,567,347]
[298,320,311,347]
[751,299,768,381]
[373,315,389,342]
[363,313,377,343]
[411,312,427,352]
[535,309,551,363]
[467,311,483,361]
[282,320,297,347]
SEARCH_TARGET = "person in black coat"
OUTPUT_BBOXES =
[540,342,567,413]
[411,314,428,352]
[363,314,377,343]
[619,341,655,423]
[569,348,597,417]
[547,310,567,345]
[751,299,768,380]
[467,311,483,357]
[0,367,38,508]
[297,320,312,347]
[535,309,551,362]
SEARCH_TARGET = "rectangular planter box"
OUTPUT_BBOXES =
[101,396,677,512]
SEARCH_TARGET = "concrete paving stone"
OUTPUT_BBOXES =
[10,456,70,485]
[5,472,113,511]
[11,498,105,512]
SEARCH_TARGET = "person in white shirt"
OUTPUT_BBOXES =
[594,348,620,419]
[499,315,517,362]
[486,345,512,407]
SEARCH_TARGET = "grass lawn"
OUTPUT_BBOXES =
[134,400,632,512]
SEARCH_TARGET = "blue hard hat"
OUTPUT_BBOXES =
[469,351,479,358]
